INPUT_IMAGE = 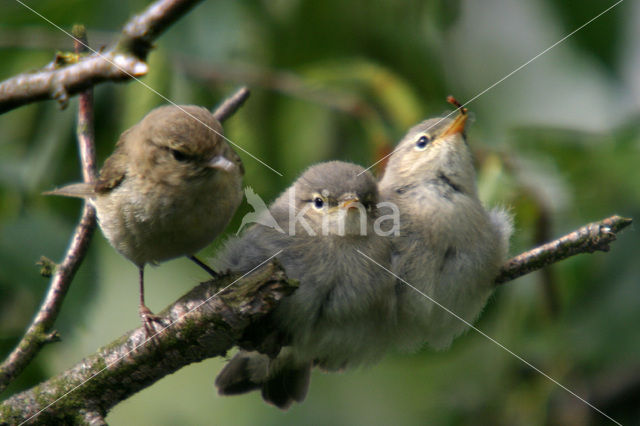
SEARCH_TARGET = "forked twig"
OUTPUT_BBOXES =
[0,26,97,394]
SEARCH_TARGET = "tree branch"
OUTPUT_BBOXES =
[212,86,251,122]
[494,215,632,285]
[0,0,204,114]
[0,214,631,423]
[73,25,98,184]
[0,26,98,395]
[0,263,296,425]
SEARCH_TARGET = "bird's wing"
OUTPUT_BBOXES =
[95,129,130,194]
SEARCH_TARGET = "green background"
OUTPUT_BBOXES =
[1,0,638,424]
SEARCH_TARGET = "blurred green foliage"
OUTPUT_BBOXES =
[1,0,638,424]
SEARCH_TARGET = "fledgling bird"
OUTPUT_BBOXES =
[46,105,244,329]
[378,98,513,350]
[214,161,396,409]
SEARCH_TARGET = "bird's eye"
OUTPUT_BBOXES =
[313,197,324,209]
[171,149,189,162]
[415,135,431,150]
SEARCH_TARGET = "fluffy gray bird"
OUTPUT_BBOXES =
[215,161,396,409]
[46,105,244,328]
[378,100,512,350]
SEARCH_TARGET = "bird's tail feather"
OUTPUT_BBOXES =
[43,183,95,199]
[489,206,514,260]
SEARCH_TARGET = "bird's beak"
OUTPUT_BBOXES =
[208,155,235,172]
[440,109,468,138]
[339,194,360,210]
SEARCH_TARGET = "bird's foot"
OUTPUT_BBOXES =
[139,304,165,336]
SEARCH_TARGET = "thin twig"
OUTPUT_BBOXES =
[494,215,632,285]
[532,201,560,316]
[0,26,97,394]
[178,57,374,118]
[212,86,251,122]
[74,26,97,183]
[0,0,204,114]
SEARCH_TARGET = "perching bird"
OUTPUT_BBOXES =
[46,105,244,329]
[378,98,513,350]
[214,161,396,409]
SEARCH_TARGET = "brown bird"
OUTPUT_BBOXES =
[46,105,244,330]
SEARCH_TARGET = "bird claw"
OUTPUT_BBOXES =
[139,305,164,335]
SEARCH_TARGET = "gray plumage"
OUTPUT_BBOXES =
[215,161,396,409]
[379,112,513,350]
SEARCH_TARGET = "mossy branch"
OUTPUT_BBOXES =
[0,214,631,423]
[0,263,296,425]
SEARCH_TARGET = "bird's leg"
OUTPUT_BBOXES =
[188,255,220,279]
[138,266,163,333]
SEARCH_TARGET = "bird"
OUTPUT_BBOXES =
[46,105,244,330]
[214,161,396,409]
[378,97,513,350]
